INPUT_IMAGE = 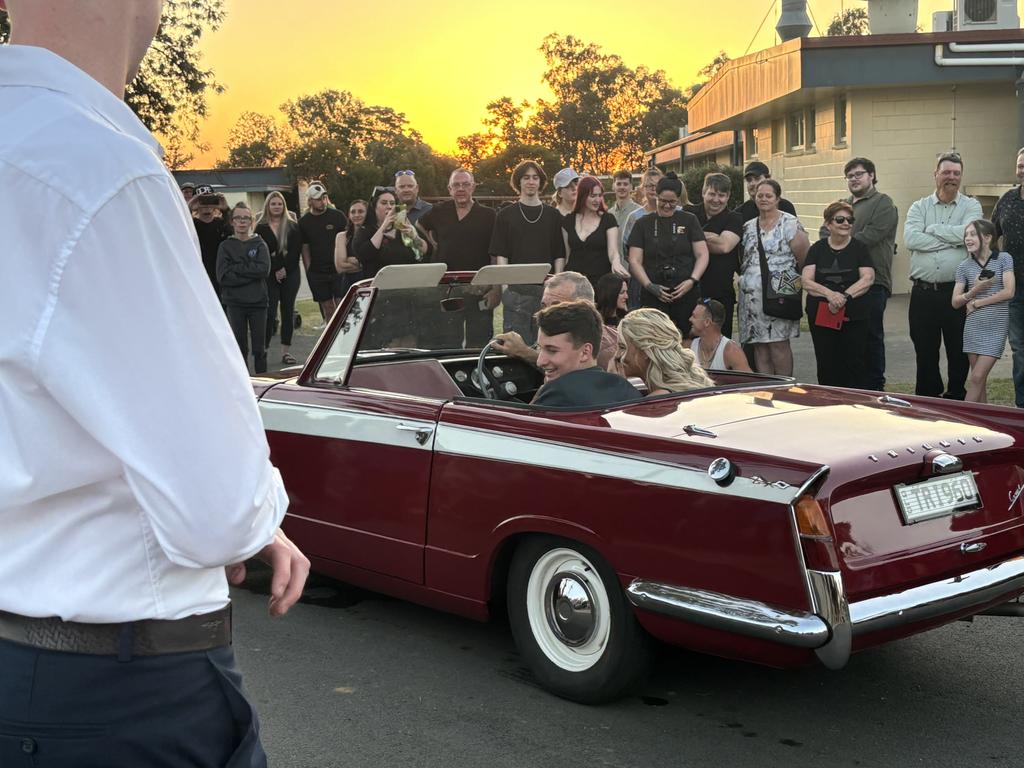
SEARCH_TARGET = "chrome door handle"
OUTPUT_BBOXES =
[396,423,433,445]
[960,542,987,554]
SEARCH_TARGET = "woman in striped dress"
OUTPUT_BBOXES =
[952,219,1015,403]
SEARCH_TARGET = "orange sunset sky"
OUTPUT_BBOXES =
[190,0,983,167]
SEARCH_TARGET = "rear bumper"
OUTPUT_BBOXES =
[626,555,1024,669]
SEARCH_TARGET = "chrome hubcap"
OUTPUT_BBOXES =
[545,572,597,647]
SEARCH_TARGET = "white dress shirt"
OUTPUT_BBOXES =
[0,45,287,623]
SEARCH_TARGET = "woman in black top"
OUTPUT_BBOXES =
[562,176,629,290]
[255,191,301,364]
[354,187,433,347]
[353,187,431,279]
[801,200,875,387]
[333,198,367,295]
[626,172,709,336]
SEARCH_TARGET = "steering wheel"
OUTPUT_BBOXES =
[476,341,501,399]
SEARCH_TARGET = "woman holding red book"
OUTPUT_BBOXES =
[801,200,875,387]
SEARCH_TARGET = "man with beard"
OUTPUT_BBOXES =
[418,168,497,347]
[0,1,308,764]
[686,172,744,337]
[299,181,348,323]
[904,153,982,399]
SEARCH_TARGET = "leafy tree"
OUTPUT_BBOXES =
[528,34,689,173]
[279,89,417,153]
[681,164,744,211]
[2,1,225,152]
[827,8,869,36]
[455,97,531,168]
[219,111,289,168]
[472,143,562,197]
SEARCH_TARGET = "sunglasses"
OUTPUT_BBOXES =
[372,185,396,196]
[394,170,415,177]
[831,216,855,225]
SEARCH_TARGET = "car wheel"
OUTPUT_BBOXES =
[507,536,651,704]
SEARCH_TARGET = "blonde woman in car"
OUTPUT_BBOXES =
[617,308,715,395]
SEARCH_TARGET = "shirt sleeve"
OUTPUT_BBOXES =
[804,240,821,267]
[725,212,744,237]
[34,175,285,569]
[955,260,968,285]
[626,216,646,250]
[685,213,706,243]
[601,212,618,232]
[852,239,873,269]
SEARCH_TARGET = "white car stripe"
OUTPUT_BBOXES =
[259,400,435,451]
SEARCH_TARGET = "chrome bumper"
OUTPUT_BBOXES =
[626,555,1024,669]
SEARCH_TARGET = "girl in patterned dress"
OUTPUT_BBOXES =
[952,219,1016,403]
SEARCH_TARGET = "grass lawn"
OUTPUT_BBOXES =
[885,378,1015,407]
[295,298,325,336]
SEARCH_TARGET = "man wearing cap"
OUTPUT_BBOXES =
[191,184,232,297]
[179,181,196,204]
[737,161,797,223]
[298,181,348,322]
[394,169,433,225]
[0,1,308,765]
[552,167,579,217]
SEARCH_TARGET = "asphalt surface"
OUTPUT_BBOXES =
[232,567,1023,768]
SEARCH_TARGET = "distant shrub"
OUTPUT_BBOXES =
[681,163,744,211]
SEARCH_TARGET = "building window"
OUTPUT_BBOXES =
[771,119,783,154]
[834,96,848,144]
[787,111,804,151]
[806,107,816,149]
[746,127,758,158]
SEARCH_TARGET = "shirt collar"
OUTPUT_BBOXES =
[0,45,162,157]
[930,191,963,205]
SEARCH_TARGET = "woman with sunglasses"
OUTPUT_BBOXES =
[626,172,708,336]
[800,200,875,387]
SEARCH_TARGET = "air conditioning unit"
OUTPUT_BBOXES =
[954,0,1020,30]
[932,10,954,31]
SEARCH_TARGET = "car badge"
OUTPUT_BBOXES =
[1008,482,1024,511]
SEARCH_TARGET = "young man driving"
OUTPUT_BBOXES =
[532,300,642,408]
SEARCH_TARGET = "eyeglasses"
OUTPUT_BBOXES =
[845,170,868,180]
[656,197,678,207]
[831,215,855,225]
[394,170,415,177]
[371,185,396,196]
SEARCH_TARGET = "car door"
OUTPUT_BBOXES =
[259,290,441,584]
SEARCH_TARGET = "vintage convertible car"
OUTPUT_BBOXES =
[256,264,1024,703]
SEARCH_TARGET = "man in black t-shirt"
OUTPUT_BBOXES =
[737,161,797,222]
[298,182,348,322]
[686,172,744,337]
[532,300,641,408]
[489,160,565,344]
[190,185,231,298]
[419,168,497,347]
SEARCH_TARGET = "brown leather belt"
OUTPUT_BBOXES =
[0,605,231,657]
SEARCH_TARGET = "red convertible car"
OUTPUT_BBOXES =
[256,264,1024,703]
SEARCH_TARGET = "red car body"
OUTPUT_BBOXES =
[256,270,1024,701]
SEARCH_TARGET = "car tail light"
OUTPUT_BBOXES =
[794,494,840,571]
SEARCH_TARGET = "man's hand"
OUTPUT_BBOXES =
[491,331,532,359]
[226,528,310,617]
[668,279,693,302]
[645,282,672,303]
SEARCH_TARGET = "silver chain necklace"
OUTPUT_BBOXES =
[518,202,543,224]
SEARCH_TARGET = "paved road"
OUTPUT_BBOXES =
[232,567,1023,768]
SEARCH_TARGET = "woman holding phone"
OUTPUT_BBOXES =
[952,219,1015,403]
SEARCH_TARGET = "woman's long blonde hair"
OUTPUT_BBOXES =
[618,308,714,393]
[256,191,297,253]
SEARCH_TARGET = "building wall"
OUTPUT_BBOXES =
[851,82,1017,293]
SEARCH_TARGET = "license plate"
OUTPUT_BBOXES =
[894,472,980,525]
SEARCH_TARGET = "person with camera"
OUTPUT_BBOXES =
[800,201,875,388]
[737,179,810,376]
[952,219,1015,403]
[626,172,708,336]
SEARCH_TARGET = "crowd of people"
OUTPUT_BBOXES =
[184,147,1024,406]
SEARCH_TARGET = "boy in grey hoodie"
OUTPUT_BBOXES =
[217,205,271,373]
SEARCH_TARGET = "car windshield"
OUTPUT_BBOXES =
[358,283,513,357]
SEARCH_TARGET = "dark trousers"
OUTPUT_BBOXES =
[863,284,890,391]
[1008,287,1024,407]
[909,282,967,399]
[227,305,268,374]
[266,270,300,347]
[809,316,869,388]
[0,638,266,767]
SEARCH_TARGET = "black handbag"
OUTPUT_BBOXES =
[757,224,803,320]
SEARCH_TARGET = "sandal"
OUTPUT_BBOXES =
[281,353,297,365]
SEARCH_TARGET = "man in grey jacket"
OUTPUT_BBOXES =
[843,158,898,391]
[904,153,983,399]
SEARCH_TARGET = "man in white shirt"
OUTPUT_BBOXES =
[0,2,308,765]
